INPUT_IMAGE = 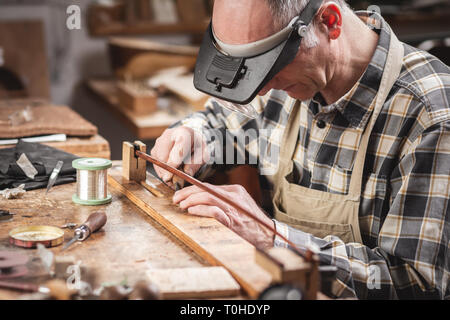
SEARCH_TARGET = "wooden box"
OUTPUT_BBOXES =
[117,81,158,115]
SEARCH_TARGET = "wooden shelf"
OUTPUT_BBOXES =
[87,0,212,37]
[86,78,196,140]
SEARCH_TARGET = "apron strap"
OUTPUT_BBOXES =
[273,27,404,200]
[273,97,302,183]
[348,29,404,198]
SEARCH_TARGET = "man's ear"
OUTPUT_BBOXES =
[319,2,342,40]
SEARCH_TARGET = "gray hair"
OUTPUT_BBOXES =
[266,0,350,48]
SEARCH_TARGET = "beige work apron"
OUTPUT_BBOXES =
[272,30,404,244]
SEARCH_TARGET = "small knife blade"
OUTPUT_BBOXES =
[46,160,64,194]
[61,234,80,251]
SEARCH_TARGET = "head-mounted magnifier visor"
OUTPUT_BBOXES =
[193,0,323,113]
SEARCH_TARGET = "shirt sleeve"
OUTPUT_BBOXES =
[274,120,450,300]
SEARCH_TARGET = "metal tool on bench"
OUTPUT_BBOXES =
[45,160,64,195]
[0,210,15,222]
[62,211,107,251]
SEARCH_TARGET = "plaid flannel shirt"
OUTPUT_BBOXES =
[173,12,450,299]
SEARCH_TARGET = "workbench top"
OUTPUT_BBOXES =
[0,176,206,299]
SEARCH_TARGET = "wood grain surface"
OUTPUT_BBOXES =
[146,266,240,299]
[0,105,98,138]
[0,175,207,299]
[108,163,272,298]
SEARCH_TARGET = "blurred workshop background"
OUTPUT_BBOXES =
[0,0,449,161]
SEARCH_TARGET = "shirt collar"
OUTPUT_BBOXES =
[310,11,392,129]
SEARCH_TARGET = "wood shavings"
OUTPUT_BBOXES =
[0,184,26,199]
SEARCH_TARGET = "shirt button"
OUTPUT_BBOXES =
[316,120,326,129]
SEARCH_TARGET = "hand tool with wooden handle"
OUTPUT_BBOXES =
[62,211,107,251]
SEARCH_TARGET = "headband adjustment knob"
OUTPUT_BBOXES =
[298,25,309,37]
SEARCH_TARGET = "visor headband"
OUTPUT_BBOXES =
[193,0,323,105]
[212,16,302,58]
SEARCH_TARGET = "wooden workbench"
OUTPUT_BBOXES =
[0,169,207,299]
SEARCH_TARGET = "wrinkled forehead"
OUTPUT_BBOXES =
[211,0,277,45]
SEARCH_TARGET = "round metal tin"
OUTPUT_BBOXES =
[9,225,65,248]
[72,158,112,171]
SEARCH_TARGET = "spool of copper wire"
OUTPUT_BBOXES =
[72,158,112,206]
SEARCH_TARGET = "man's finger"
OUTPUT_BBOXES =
[187,205,231,227]
[179,191,234,218]
[173,185,204,203]
[178,191,219,210]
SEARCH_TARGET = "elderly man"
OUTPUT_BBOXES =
[151,0,449,299]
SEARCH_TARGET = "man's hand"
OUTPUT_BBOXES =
[150,127,209,184]
[173,183,275,249]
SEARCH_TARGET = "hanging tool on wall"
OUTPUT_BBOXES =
[62,211,107,251]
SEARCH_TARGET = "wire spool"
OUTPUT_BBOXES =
[72,158,112,206]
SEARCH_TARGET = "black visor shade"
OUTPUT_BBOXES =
[193,25,303,105]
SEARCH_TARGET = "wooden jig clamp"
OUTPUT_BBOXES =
[122,140,164,197]
[122,141,147,182]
